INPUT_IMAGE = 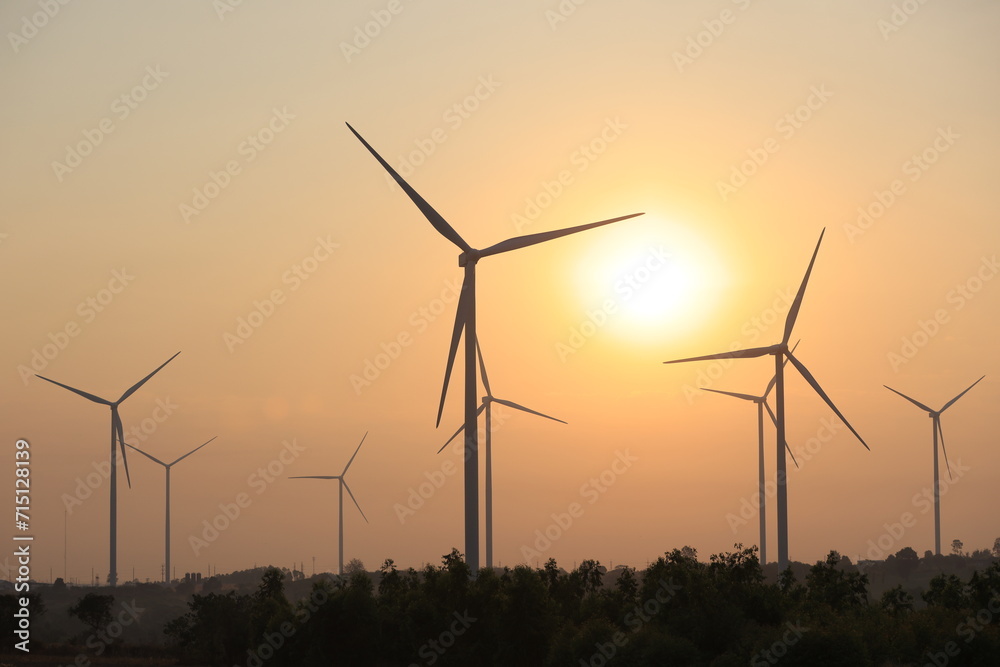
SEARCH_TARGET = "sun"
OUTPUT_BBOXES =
[573,216,727,345]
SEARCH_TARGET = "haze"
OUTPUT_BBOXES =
[1,0,997,584]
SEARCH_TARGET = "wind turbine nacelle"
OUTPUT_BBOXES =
[458,250,481,267]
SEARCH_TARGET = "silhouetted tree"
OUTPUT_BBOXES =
[164,590,253,666]
[345,558,366,575]
[922,573,969,610]
[805,551,869,612]
[880,584,914,615]
[68,592,114,637]
[892,546,919,579]
[951,539,964,556]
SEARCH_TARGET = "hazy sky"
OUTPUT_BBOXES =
[2,0,998,583]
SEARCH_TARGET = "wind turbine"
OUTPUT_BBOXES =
[36,351,181,586]
[347,122,642,572]
[664,229,869,569]
[125,436,217,583]
[883,376,984,555]
[290,432,368,576]
[437,341,566,569]
[701,344,801,566]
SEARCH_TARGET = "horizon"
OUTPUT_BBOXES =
[2,1,998,586]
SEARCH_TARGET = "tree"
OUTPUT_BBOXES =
[892,547,919,579]
[993,537,1000,558]
[680,545,698,561]
[880,585,914,615]
[922,573,969,610]
[68,593,114,636]
[951,539,964,556]
[805,551,869,611]
[164,590,253,666]
[345,557,366,575]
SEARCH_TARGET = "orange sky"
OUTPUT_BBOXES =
[1,1,998,583]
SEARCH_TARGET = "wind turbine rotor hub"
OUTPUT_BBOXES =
[458,250,481,267]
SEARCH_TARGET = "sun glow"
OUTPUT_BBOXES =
[574,217,727,345]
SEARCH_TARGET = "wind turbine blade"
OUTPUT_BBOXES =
[345,123,471,254]
[478,213,643,258]
[437,279,470,427]
[782,229,825,345]
[664,345,779,365]
[763,399,778,427]
[785,441,800,469]
[341,481,368,523]
[764,340,799,399]
[883,385,934,413]
[113,411,132,489]
[762,401,799,469]
[939,375,985,413]
[701,388,760,402]
[34,375,112,406]
[289,476,338,479]
[491,398,567,424]
[125,443,167,467]
[170,436,218,466]
[476,338,491,398]
[786,351,870,450]
[936,419,953,480]
[118,352,181,403]
[437,404,487,454]
[342,432,368,476]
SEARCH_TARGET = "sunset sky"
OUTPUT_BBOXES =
[2,0,998,584]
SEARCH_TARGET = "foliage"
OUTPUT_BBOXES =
[153,547,1000,666]
[67,592,114,635]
